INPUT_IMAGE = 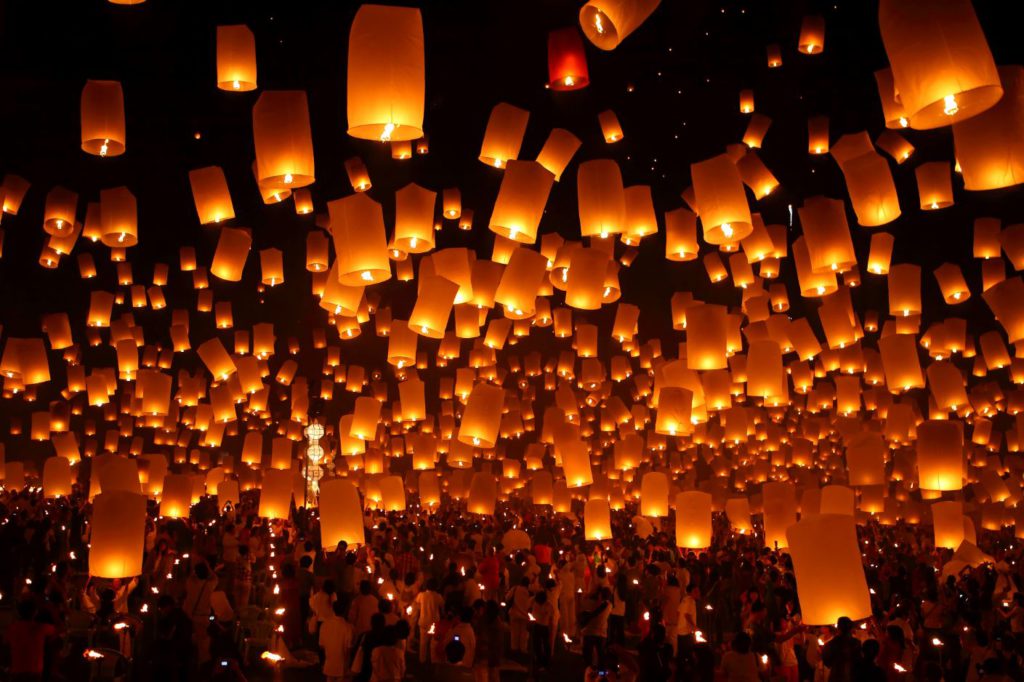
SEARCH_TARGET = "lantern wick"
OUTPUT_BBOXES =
[943,94,959,116]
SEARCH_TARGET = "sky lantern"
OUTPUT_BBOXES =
[579,0,661,51]
[535,128,581,181]
[879,0,1002,130]
[831,132,901,226]
[210,227,251,282]
[468,473,497,515]
[489,160,554,244]
[807,116,829,154]
[597,110,623,143]
[319,479,365,548]
[99,187,137,247]
[799,196,856,274]
[379,475,406,512]
[81,80,125,157]
[640,472,669,516]
[798,15,825,54]
[763,481,796,549]
[564,247,609,310]
[577,159,626,238]
[786,514,871,625]
[479,103,529,169]
[347,4,424,142]
[874,68,908,129]
[344,157,372,192]
[252,90,315,189]
[188,166,235,225]
[584,498,612,540]
[393,183,436,254]
[917,420,965,491]
[258,468,292,520]
[953,66,1024,191]
[676,491,712,548]
[691,154,752,244]
[932,500,966,549]
[665,207,698,261]
[494,247,548,318]
[89,491,146,578]
[329,193,391,286]
[216,25,257,91]
[916,161,954,210]
[409,275,459,338]
[160,474,193,519]
[43,186,77,236]
[458,382,504,448]
[442,187,461,220]
[548,27,589,90]
[42,457,72,498]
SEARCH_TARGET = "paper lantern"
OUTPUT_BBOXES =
[932,500,965,549]
[258,468,292,519]
[210,227,251,281]
[584,498,612,540]
[916,161,954,210]
[747,340,784,399]
[419,471,441,506]
[42,186,77,237]
[579,0,661,51]
[564,248,609,310]
[867,232,894,275]
[379,475,406,512]
[807,115,830,154]
[160,474,193,519]
[252,90,315,189]
[831,132,901,227]
[798,15,825,54]
[561,437,593,488]
[820,485,855,515]
[489,160,555,244]
[933,263,969,304]
[742,114,771,148]
[691,154,752,244]
[917,420,964,490]
[344,157,372,192]
[479,103,529,168]
[786,514,871,625]
[43,457,72,498]
[878,333,924,393]
[2,174,31,214]
[953,66,1024,190]
[874,68,908,128]
[763,481,797,549]
[577,159,626,237]
[409,275,459,338]
[686,304,728,370]
[90,491,146,578]
[189,167,235,225]
[799,196,856,274]
[217,479,239,512]
[329,193,391,285]
[347,5,424,141]
[655,387,693,435]
[548,27,589,89]
[319,479,364,548]
[597,110,623,143]
[726,497,753,534]
[736,152,779,199]
[99,187,137,247]
[535,128,582,181]
[494,247,548,318]
[876,131,915,164]
[640,472,669,516]
[468,473,497,515]
[665,207,698,261]
[458,382,504,448]
[216,25,257,91]
[676,491,712,548]
[81,80,125,157]
[349,397,381,440]
[879,0,1002,129]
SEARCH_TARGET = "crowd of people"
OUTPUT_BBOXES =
[2,484,1024,681]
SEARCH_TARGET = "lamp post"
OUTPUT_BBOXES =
[303,421,325,507]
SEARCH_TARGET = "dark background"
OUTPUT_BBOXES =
[1,0,1023,466]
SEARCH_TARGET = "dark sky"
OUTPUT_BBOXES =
[2,0,1024,465]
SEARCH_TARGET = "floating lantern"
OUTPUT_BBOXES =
[479,103,529,168]
[216,25,257,91]
[786,514,871,625]
[81,80,125,157]
[579,0,661,51]
[252,90,315,189]
[548,27,589,89]
[90,491,146,578]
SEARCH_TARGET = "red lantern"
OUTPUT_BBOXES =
[547,27,589,91]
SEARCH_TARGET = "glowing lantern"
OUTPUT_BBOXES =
[259,468,292,520]
[379,475,406,512]
[210,227,251,282]
[879,0,1002,129]
[578,159,625,237]
[598,110,623,143]
[686,304,728,370]
[932,500,965,549]
[347,4,424,142]
[763,481,796,549]
[344,157,372,192]
[535,129,582,181]
[319,479,365,548]
[742,114,771,148]
[867,232,894,275]
[409,275,459,338]
[579,0,661,51]
[479,103,529,168]
[43,457,72,498]
[786,514,871,625]
[494,247,548,318]
[831,132,901,226]
[564,248,609,310]
[584,498,612,540]
[468,473,497,515]
[665,207,698,261]
[489,160,555,244]
[81,80,125,157]
[99,187,137,247]
[89,491,146,578]
[548,27,589,89]
[691,154,752,244]
[917,420,964,490]
[252,90,315,189]
[916,162,953,210]
[329,193,391,285]
[216,25,257,91]
[640,472,669,516]
[798,15,825,54]
[458,383,504,448]
[189,167,235,225]
[953,66,1024,190]
[799,196,856,274]
[160,474,193,519]
[676,491,712,548]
